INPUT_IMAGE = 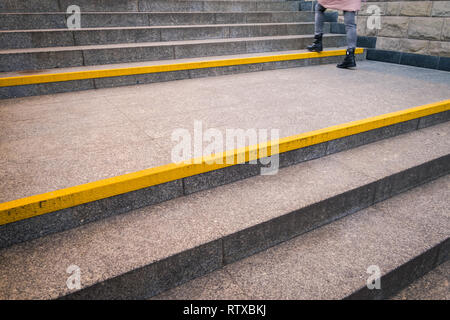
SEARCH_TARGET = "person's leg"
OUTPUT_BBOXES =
[337,10,357,68]
[344,10,357,49]
[307,2,326,52]
[314,2,327,36]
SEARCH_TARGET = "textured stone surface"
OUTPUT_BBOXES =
[392,261,450,300]
[442,18,450,41]
[386,2,402,16]
[2,60,450,203]
[326,119,419,155]
[408,17,444,40]
[431,1,450,17]
[0,12,314,30]
[376,36,403,51]
[378,17,409,37]
[399,1,432,17]
[399,38,430,54]
[0,35,346,72]
[1,124,448,299]
[418,110,450,129]
[0,180,184,249]
[154,176,449,300]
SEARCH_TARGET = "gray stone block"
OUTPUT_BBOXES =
[161,26,225,41]
[0,50,84,72]
[257,1,300,12]
[261,57,310,70]
[278,142,328,168]
[62,240,223,299]
[0,0,60,12]
[0,180,183,249]
[83,45,174,66]
[74,28,161,46]
[0,14,67,30]
[0,79,95,99]
[0,30,75,49]
[80,13,151,28]
[188,63,263,79]
[174,41,247,59]
[417,110,450,129]
[94,70,191,88]
[59,0,139,12]
[140,0,205,13]
[203,1,257,12]
[183,163,263,195]
[326,119,419,155]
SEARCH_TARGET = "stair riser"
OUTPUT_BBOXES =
[58,155,449,299]
[0,12,314,30]
[0,112,448,250]
[0,0,300,13]
[346,238,449,300]
[0,36,346,72]
[1,24,324,49]
[0,52,364,99]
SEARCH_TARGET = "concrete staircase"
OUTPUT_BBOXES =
[0,118,449,299]
[0,0,360,98]
[0,0,449,301]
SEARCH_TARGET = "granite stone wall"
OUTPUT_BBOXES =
[347,1,450,57]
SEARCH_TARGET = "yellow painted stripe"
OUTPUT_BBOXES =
[0,98,448,226]
[0,48,364,87]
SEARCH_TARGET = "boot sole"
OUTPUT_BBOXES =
[336,65,357,69]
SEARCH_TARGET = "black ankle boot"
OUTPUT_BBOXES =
[307,33,323,52]
[337,48,356,68]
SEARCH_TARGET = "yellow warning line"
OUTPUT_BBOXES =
[0,48,364,87]
[0,98,448,226]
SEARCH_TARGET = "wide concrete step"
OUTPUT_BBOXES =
[1,0,300,13]
[153,174,449,300]
[1,61,448,244]
[0,34,347,72]
[0,122,448,299]
[0,47,365,99]
[0,11,314,30]
[0,22,324,49]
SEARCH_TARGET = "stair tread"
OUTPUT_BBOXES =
[0,123,448,299]
[0,34,343,54]
[0,22,315,33]
[1,61,449,204]
[0,47,342,78]
[152,174,449,300]
[0,11,307,15]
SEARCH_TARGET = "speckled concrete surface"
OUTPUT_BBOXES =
[1,60,450,202]
[392,261,449,300]
[153,175,449,300]
[0,124,448,299]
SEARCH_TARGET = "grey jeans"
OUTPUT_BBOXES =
[314,2,357,49]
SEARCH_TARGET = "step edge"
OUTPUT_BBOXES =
[0,106,448,249]
[0,48,360,87]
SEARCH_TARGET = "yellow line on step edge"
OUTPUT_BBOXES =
[0,99,449,226]
[0,48,364,87]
